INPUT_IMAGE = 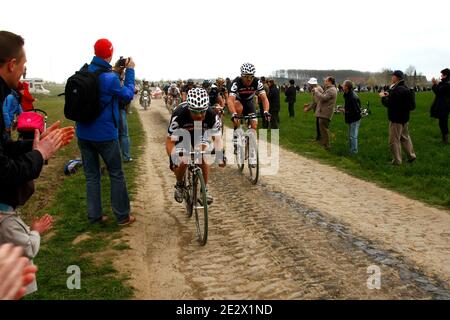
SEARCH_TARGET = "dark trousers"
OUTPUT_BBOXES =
[439,114,449,135]
[78,139,130,223]
[315,117,321,141]
[270,111,279,129]
[288,102,295,118]
[259,103,269,128]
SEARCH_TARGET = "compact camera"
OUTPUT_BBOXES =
[117,56,129,67]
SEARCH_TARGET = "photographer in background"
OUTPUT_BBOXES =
[380,70,416,165]
[304,78,323,142]
[76,39,136,226]
[430,68,450,145]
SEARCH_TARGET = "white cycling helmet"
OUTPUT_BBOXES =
[187,87,210,112]
[170,83,177,88]
[240,63,256,76]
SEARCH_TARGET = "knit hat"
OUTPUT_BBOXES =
[94,39,113,59]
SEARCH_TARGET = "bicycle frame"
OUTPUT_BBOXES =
[180,150,209,245]
[234,114,260,184]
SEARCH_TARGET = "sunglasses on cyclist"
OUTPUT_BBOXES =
[189,109,207,114]
[242,75,254,80]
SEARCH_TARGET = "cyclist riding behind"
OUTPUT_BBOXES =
[168,83,181,109]
[181,79,196,102]
[166,88,225,205]
[227,63,271,152]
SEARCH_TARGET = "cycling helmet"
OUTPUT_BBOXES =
[187,79,194,85]
[202,79,211,88]
[187,88,210,112]
[240,63,256,76]
[170,83,177,88]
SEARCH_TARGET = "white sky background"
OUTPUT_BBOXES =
[2,0,449,83]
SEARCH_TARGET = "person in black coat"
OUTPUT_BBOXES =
[285,79,297,118]
[380,70,416,165]
[343,80,362,154]
[0,31,73,209]
[267,79,280,129]
[430,68,450,144]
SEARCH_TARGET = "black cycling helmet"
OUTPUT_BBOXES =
[202,79,211,88]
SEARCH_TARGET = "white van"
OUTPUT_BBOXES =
[23,78,50,95]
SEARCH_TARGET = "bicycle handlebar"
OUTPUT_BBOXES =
[234,113,263,120]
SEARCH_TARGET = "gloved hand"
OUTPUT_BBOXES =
[231,113,240,126]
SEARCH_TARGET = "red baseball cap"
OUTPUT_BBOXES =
[94,38,114,59]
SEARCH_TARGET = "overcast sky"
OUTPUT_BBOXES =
[2,0,449,83]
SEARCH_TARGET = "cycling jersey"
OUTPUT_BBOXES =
[168,102,222,147]
[181,85,195,94]
[229,77,265,101]
[168,87,180,97]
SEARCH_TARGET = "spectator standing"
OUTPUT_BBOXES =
[20,81,36,111]
[113,62,132,162]
[0,30,74,296]
[259,76,270,128]
[76,38,136,225]
[1,30,73,211]
[430,68,450,145]
[267,79,280,129]
[2,86,22,140]
[303,78,323,141]
[343,80,362,154]
[313,76,337,150]
[380,70,416,165]
[285,79,297,118]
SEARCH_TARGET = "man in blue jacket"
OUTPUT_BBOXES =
[2,89,22,140]
[76,38,136,226]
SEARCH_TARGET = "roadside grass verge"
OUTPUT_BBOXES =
[276,91,450,209]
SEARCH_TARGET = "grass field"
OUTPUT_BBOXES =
[275,91,450,209]
[20,87,144,299]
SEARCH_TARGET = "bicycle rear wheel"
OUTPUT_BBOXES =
[247,132,259,184]
[193,169,208,246]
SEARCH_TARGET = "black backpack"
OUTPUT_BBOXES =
[64,63,111,123]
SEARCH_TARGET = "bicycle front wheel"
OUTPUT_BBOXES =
[246,132,259,185]
[184,171,193,218]
[193,169,208,246]
[235,130,245,172]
